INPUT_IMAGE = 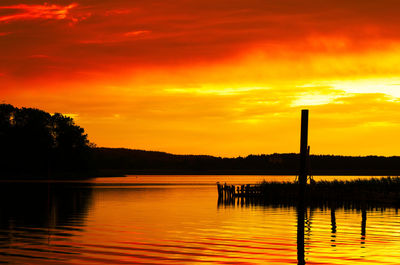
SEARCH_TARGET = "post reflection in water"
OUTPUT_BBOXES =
[331,208,337,247]
[218,195,309,264]
[361,209,367,245]
[217,194,396,265]
[297,202,305,265]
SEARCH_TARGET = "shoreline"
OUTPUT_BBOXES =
[93,169,400,176]
[1,170,399,181]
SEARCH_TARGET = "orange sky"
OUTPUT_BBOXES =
[1,0,400,157]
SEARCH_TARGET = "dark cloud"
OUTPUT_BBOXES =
[2,0,400,81]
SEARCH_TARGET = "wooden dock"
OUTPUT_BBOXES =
[217,182,262,198]
[217,177,400,208]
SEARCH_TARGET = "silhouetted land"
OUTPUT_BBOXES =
[2,103,400,178]
[93,148,400,176]
[0,104,92,178]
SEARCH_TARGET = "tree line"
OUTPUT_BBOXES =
[93,148,400,175]
[2,103,400,178]
[0,104,91,177]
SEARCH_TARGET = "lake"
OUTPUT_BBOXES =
[1,175,400,264]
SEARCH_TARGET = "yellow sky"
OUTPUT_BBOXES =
[1,1,400,156]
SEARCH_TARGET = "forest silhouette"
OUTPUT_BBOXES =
[2,103,400,178]
[94,148,400,176]
[0,104,91,177]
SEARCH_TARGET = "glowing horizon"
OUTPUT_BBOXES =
[2,0,400,157]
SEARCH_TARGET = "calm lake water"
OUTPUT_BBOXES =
[1,175,400,264]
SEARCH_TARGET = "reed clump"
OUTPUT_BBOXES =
[258,177,400,206]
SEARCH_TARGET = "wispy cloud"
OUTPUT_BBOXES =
[164,86,268,96]
[0,3,78,22]
[124,30,151,37]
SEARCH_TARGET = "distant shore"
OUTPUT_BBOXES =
[96,168,400,176]
[90,148,400,177]
[2,169,400,181]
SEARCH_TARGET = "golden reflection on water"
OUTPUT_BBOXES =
[0,176,400,264]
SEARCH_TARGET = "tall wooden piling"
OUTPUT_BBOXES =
[297,110,308,265]
[299,109,309,199]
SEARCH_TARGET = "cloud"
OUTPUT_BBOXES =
[164,86,268,96]
[124,30,151,37]
[3,0,400,81]
[3,0,400,155]
[291,92,345,107]
[105,9,132,16]
[0,3,78,22]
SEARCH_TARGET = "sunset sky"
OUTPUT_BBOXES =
[1,0,400,156]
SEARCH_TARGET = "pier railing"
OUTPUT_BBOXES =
[217,182,262,199]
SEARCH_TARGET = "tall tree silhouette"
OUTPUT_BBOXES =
[0,104,91,177]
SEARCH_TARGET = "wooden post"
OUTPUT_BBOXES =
[297,110,308,265]
[299,109,309,198]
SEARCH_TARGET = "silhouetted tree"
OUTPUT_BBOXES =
[0,104,91,177]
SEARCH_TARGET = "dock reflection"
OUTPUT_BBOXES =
[218,196,380,265]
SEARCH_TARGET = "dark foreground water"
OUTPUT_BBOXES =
[1,175,400,265]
